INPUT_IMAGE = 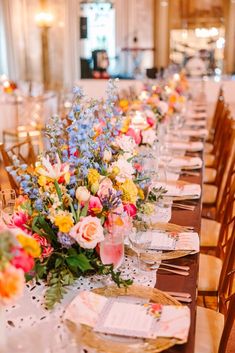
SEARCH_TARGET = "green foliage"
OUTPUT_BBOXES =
[45,268,75,310]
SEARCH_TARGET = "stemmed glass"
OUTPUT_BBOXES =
[129,225,152,275]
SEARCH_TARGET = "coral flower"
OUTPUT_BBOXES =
[0,264,25,305]
[11,248,34,273]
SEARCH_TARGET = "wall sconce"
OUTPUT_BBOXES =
[35,10,53,90]
[35,11,54,28]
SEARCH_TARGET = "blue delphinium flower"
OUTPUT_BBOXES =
[57,232,75,248]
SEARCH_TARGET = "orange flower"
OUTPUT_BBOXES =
[0,264,25,305]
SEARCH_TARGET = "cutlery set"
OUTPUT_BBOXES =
[173,203,195,211]
[157,262,190,276]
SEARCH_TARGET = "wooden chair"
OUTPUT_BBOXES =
[198,180,235,303]
[204,87,224,154]
[202,120,235,213]
[195,290,235,353]
[196,224,235,353]
[0,136,36,192]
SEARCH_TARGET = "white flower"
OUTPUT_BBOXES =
[109,157,135,183]
[103,149,112,162]
[70,216,104,249]
[76,186,91,203]
[114,135,137,159]
[141,129,156,146]
[37,154,70,180]
[158,101,168,115]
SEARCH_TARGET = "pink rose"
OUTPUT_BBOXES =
[10,211,30,232]
[126,128,142,145]
[70,216,104,249]
[88,196,103,215]
[123,203,137,218]
[97,178,114,199]
[11,247,34,273]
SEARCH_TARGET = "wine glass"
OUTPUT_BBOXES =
[129,225,152,275]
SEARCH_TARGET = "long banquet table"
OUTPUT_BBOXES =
[156,167,202,353]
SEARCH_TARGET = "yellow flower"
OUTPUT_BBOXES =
[119,179,138,204]
[64,172,70,184]
[38,175,49,187]
[87,169,100,186]
[120,117,131,133]
[119,99,129,109]
[138,187,145,200]
[17,234,41,258]
[54,213,74,233]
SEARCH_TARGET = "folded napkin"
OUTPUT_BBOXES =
[64,291,190,341]
[187,112,207,120]
[168,157,202,169]
[166,141,203,152]
[153,181,201,198]
[180,129,208,138]
[185,119,206,128]
[166,171,180,181]
[150,231,199,252]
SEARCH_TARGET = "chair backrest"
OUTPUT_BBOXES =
[219,292,235,353]
[216,141,235,222]
[211,87,224,133]
[214,117,235,188]
[0,136,36,191]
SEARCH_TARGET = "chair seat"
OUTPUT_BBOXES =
[204,168,216,184]
[202,184,218,204]
[200,218,221,247]
[195,306,224,353]
[198,253,222,292]
[205,154,215,167]
[205,142,214,154]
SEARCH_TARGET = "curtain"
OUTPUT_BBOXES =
[0,0,20,79]
[63,0,80,88]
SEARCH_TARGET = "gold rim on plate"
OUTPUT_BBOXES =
[65,284,186,353]
[125,246,194,261]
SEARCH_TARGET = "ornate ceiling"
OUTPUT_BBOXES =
[170,0,225,29]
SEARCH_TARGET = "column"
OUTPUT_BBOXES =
[224,0,235,74]
[153,0,170,69]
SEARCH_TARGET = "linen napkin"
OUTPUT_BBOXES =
[185,119,206,128]
[180,128,208,138]
[153,181,201,198]
[166,141,204,152]
[168,156,202,169]
[150,231,199,252]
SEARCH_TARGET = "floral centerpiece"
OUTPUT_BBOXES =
[5,80,166,309]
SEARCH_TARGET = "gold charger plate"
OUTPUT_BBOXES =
[65,284,185,353]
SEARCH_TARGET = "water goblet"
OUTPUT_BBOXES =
[129,225,152,275]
